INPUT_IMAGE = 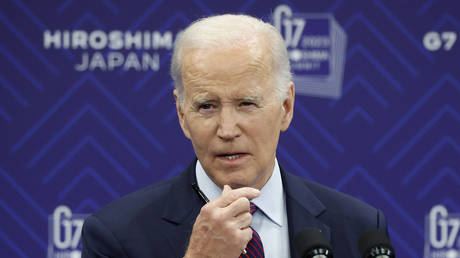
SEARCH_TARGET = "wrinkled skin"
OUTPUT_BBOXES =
[176,42,295,258]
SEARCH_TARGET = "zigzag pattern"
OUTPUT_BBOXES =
[1,0,459,257]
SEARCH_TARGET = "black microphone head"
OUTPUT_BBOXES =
[358,229,395,258]
[294,228,333,258]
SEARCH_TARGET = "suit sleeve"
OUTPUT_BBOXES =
[377,209,389,236]
[81,215,128,258]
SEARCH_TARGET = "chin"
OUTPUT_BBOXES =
[228,182,249,189]
[216,176,251,189]
[227,176,259,189]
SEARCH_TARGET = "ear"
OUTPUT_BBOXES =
[280,82,295,132]
[173,89,191,139]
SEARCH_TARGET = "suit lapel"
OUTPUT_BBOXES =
[158,161,331,258]
[281,167,331,258]
[161,160,204,257]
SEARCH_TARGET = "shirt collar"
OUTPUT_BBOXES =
[195,159,285,227]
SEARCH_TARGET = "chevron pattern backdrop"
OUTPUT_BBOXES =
[1,0,459,257]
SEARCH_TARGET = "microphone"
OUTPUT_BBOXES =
[358,229,395,258]
[294,228,333,258]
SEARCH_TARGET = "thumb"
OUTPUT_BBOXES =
[222,185,232,193]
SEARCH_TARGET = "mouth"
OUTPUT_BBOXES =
[216,153,248,161]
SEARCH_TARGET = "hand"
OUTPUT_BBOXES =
[184,185,260,258]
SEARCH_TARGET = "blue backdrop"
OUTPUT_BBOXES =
[1,0,459,257]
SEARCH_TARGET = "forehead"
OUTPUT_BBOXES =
[181,44,274,96]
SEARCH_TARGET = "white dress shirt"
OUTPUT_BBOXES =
[195,159,291,258]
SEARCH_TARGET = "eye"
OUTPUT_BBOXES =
[240,101,255,107]
[199,103,214,110]
[239,101,257,110]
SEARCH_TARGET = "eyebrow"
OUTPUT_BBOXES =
[191,97,214,108]
[190,94,263,108]
[238,96,261,102]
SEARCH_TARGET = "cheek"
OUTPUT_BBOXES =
[254,111,282,135]
[250,112,282,151]
[246,120,279,148]
[185,118,215,147]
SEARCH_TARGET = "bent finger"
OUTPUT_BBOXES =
[215,187,260,207]
[225,197,250,217]
[234,211,252,229]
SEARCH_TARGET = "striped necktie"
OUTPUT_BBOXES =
[240,203,265,258]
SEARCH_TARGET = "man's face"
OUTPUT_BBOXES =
[175,43,294,190]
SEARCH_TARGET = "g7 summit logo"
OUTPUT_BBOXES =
[48,206,89,258]
[272,5,347,99]
[425,205,460,258]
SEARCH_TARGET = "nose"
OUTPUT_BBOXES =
[216,106,241,141]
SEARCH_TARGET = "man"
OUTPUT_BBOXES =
[81,14,388,258]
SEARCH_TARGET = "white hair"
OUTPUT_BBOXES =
[170,14,292,106]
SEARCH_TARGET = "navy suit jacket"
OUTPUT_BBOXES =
[81,160,388,258]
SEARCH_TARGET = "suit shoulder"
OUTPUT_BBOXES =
[89,174,179,227]
[300,176,380,223]
[81,172,192,257]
